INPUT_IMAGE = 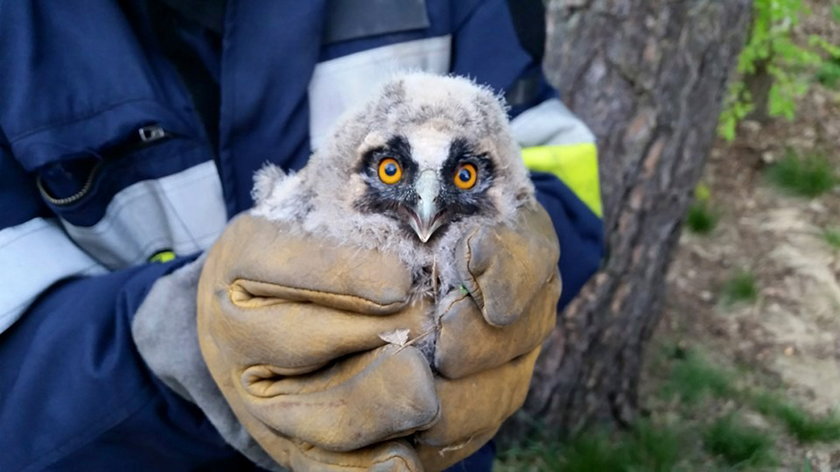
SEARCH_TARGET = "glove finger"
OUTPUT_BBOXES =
[434,273,560,379]
[214,214,414,308]
[239,345,440,452]
[287,439,424,472]
[200,288,429,375]
[197,270,430,375]
[418,346,540,447]
[455,203,559,327]
[412,347,542,470]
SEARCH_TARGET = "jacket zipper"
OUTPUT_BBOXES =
[37,125,172,206]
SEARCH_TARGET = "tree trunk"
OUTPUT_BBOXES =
[745,59,773,122]
[505,0,753,438]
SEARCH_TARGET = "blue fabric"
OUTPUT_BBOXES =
[40,135,214,227]
[0,143,49,228]
[0,1,604,470]
[318,0,452,62]
[0,258,255,472]
[506,64,559,118]
[218,0,327,215]
[533,172,605,310]
[450,0,532,104]
[0,2,206,168]
[0,1,212,227]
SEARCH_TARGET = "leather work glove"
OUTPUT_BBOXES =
[197,214,439,471]
[195,203,560,471]
[416,203,562,470]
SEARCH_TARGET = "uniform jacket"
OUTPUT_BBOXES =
[0,1,604,470]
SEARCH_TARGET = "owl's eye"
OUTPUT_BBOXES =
[454,163,478,190]
[378,158,403,184]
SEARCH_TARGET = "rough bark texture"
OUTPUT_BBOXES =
[505,0,753,438]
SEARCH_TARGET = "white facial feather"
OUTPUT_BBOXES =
[251,72,535,295]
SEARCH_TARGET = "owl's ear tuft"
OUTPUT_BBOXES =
[251,163,287,205]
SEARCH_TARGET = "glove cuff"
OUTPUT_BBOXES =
[131,256,283,471]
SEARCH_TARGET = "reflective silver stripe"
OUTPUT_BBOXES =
[510,98,596,147]
[0,218,107,333]
[62,160,227,269]
[308,35,452,150]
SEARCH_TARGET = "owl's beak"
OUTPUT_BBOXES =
[410,170,442,243]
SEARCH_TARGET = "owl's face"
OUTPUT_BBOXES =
[354,132,497,243]
[302,73,534,245]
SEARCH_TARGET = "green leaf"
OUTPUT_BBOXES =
[718,0,834,139]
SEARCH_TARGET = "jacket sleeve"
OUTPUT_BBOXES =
[449,0,605,309]
[0,136,106,331]
[0,139,250,471]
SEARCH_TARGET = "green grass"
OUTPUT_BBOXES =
[703,414,775,467]
[623,421,684,472]
[721,270,759,306]
[496,435,565,472]
[766,152,837,198]
[496,422,684,472]
[816,60,840,88]
[662,351,734,404]
[497,348,840,471]
[823,227,840,250]
[555,430,628,472]
[750,392,840,443]
[685,202,718,235]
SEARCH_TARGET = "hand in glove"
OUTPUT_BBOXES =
[416,203,561,470]
[194,203,560,471]
[197,214,438,471]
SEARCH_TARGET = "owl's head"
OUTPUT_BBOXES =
[256,73,535,247]
[312,73,535,243]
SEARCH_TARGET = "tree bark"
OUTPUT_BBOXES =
[745,60,773,122]
[505,0,753,438]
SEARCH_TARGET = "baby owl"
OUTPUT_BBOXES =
[251,72,535,300]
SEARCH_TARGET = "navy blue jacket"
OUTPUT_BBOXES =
[0,1,604,470]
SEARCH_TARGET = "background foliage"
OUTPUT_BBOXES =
[718,0,840,140]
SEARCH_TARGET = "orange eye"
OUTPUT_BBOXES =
[454,163,477,190]
[378,158,402,184]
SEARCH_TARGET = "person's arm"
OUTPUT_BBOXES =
[449,0,605,309]
[0,142,107,332]
[0,140,254,471]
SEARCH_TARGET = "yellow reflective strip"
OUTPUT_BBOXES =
[148,250,176,263]
[522,143,602,217]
